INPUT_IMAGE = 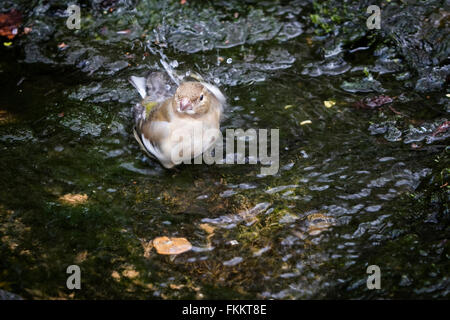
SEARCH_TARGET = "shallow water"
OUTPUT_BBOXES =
[0,0,449,299]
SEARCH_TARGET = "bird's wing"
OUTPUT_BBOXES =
[129,76,147,99]
[133,126,156,159]
[134,119,171,163]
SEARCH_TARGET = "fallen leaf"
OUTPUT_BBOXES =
[432,121,450,136]
[153,236,192,255]
[323,100,336,108]
[199,223,215,234]
[0,109,16,124]
[141,240,153,259]
[354,95,394,110]
[364,95,393,108]
[111,271,121,280]
[122,267,139,279]
[300,120,312,125]
[284,104,293,109]
[59,193,88,205]
[0,9,22,40]
[169,283,185,290]
[75,251,88,264]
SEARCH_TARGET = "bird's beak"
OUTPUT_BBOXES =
[180,98,192,111]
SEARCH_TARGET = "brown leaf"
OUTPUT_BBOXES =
[59,193,88,205]
[0,9,22,40]
[199,223,215,234]
[153,236,192,255]
[122,267,139,279]
[432,120,450,136]
[355,95,394,109]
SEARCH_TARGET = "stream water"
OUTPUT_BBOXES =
[0,0,448,299]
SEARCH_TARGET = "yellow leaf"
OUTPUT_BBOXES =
[284,105,293,109]
[300,120,312,125]
[324,100,336,108]
[3,42,12,47]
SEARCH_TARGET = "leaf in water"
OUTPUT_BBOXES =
[363,95,393,108]
[323,100,336,108]
[57,42,68,50]
[141,240,153,259]
[0,109,16,124]
[169,283,185,290]
[199,223,215,234]
[353,95,395,110]
[75,251,88,264]
[0,9,22,40]
[432,120,450,136]
[122,266,139,279]
[59,194,88,205]
[153,236,192,255]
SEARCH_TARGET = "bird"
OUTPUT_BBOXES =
[130,71,226,169]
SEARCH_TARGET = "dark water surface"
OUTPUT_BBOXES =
[0,0,448,299]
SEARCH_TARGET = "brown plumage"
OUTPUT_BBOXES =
[130,73,226,168]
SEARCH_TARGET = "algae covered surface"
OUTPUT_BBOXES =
[0,0,449,299]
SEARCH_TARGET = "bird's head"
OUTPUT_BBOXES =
[174,81,216,116]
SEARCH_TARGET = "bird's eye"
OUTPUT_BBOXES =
[200,94,204,101]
